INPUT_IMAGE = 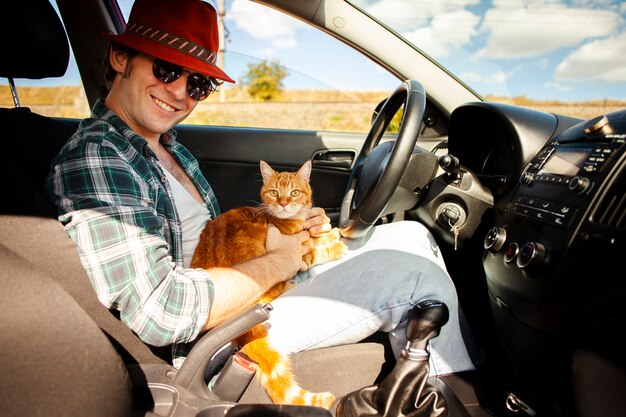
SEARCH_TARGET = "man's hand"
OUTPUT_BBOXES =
[304,207,332,237]
[206,224,310,330]
[266,224,311,274]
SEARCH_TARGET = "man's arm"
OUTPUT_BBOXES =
[202,226,310,330]
[46,138,215,347]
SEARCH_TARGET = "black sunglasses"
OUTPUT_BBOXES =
[151,58,220,101]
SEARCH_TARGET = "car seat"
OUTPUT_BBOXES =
[0,244,135,417]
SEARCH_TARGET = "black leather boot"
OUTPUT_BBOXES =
[334,300,449,417]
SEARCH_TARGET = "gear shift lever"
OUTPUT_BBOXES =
[335,300,449,417]
[404,300,449,359]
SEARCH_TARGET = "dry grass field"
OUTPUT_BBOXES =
[2,85,624,132]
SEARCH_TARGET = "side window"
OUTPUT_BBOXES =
[0,1,90,119]
[121,0,400,133]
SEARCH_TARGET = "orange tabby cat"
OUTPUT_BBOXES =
[191,159,347,409]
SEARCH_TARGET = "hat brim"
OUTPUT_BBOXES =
[103,32,235,84]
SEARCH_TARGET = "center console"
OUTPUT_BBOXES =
[482,110,626,414]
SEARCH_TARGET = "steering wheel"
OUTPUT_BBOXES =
[339,80,426,239]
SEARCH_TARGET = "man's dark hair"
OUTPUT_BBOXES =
[103,42,140,89]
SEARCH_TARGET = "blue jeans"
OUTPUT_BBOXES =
[265,221,476,376]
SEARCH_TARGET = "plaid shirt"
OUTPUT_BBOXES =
[45,99,220,366]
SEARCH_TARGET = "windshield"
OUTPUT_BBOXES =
[349,0,626,114]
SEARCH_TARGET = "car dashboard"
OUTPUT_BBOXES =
[446,103,626,414]
[448,102,583,199]
[411,102,581,248]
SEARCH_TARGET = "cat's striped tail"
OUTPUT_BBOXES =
[238,325,336,409]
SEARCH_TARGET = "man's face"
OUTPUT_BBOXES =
[107,51,199,140]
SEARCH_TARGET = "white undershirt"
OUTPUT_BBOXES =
[159,164,212,267]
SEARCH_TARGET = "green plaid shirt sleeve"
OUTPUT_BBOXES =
[45,100,217,364]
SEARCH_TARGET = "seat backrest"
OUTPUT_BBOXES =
[0,107,77,217]
[0,244,134,417]
[0,214,167,365]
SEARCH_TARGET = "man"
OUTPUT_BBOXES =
[45,0,476,377]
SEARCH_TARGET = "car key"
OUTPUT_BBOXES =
[453,225,459,251]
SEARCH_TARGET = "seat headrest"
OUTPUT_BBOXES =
[0,0,70,79]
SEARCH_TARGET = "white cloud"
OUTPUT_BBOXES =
[555,31,626,82]
[459,71,483,82]
[489,70,511,84]
[257,48,277,60]
[544,81,572,92]
[402,9,481,57]
[460,68,516,98]
[477,1,623,59]
[226,0,301,50]
[459,68,515,85]
[364,0,480,32]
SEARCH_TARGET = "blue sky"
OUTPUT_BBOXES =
[20,0,626,102]
[224,0,626,101]
[214,0,626,101]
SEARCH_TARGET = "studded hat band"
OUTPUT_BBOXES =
[125,22,217,65]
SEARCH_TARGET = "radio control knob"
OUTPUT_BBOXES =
[519,171,534,186]
[568,176,591,194]
[484,227,506,252]
[516,242,546,272]
[503,242,519,263]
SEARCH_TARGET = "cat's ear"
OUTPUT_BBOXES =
[296,160,312,181]
[260,160,276,181]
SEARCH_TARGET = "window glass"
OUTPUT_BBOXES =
[0,1,90,118]
[120,0,400,133]
[348,0,626,120]
[1,0,400,132]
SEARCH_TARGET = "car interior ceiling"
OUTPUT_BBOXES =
[0,1,501,417]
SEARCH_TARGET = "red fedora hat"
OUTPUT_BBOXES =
[103,0,234,83]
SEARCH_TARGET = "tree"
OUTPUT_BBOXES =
[240,60,288,102]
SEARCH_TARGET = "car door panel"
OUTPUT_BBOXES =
[176,125,362,222]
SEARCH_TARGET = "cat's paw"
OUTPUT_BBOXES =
[305,244,342,267]
[330,239,348,260]
[326,227,342,240]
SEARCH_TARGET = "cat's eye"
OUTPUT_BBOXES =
[290,190,301,197]
[269,190,279,197]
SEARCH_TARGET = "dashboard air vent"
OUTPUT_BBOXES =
[592,173,626,229]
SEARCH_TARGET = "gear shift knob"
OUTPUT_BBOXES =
[335,300,450,417]
[404,300,449,357]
